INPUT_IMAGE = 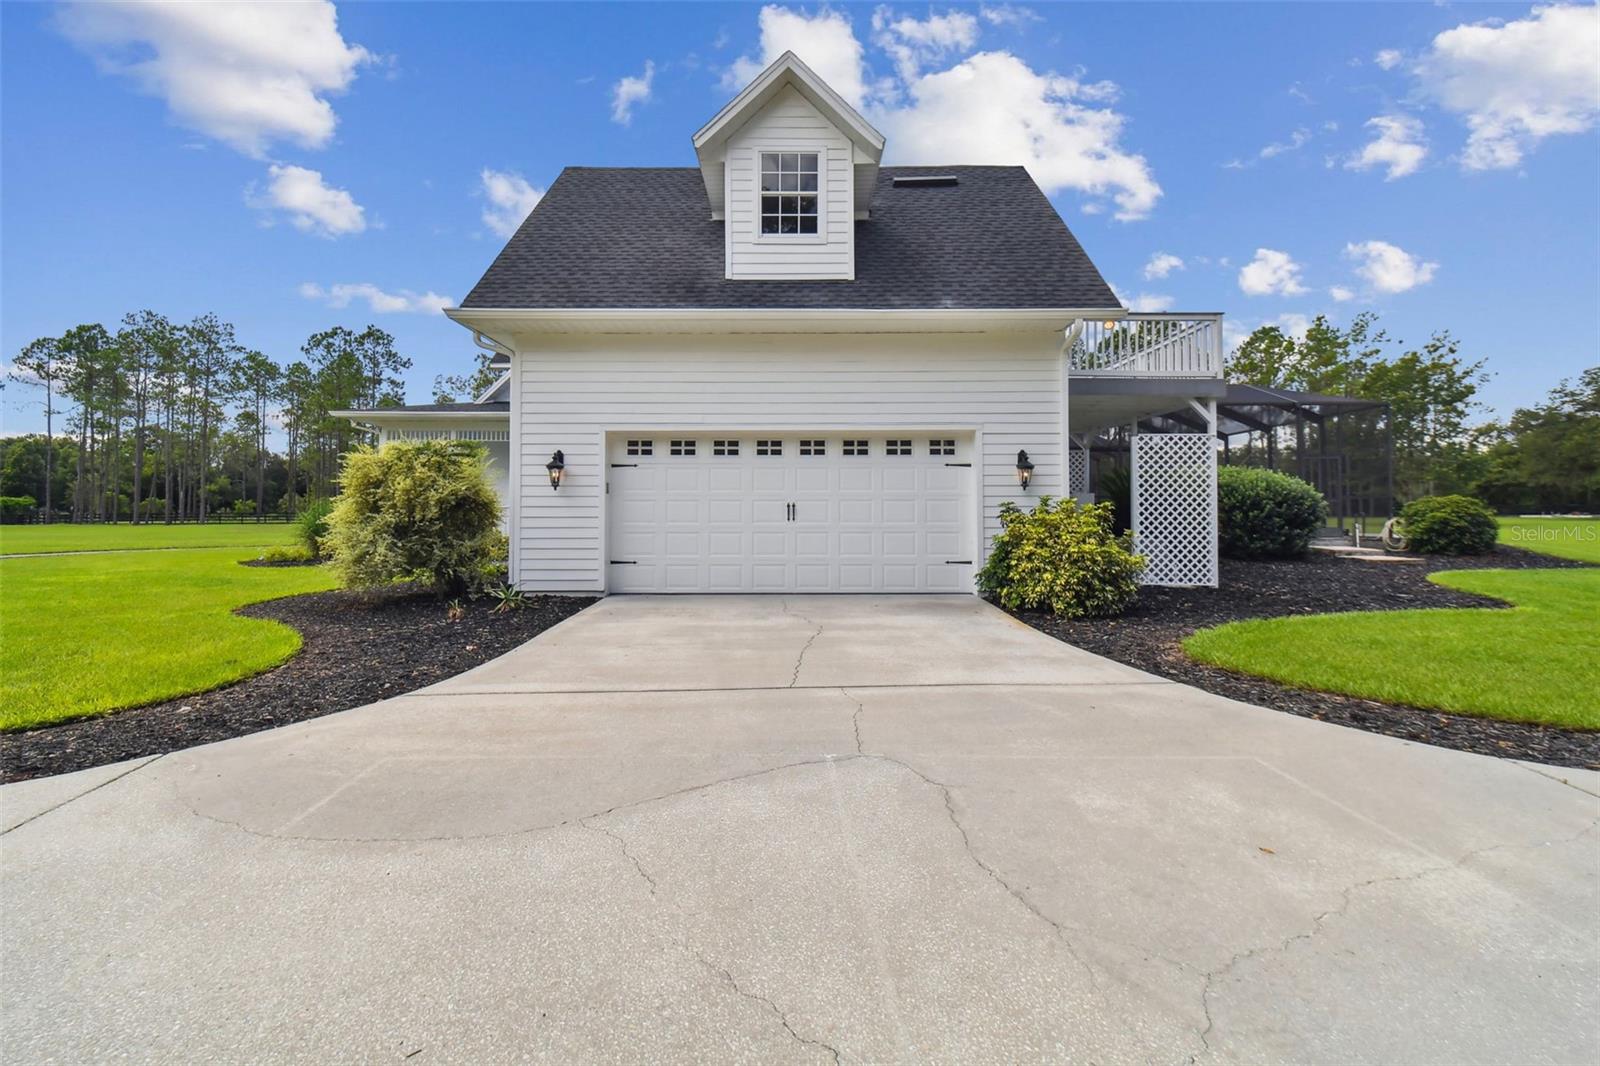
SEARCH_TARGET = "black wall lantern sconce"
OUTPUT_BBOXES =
[545,450,565,491]
[1015,449,1035,490]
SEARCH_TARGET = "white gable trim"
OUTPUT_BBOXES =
[693,51,884,158]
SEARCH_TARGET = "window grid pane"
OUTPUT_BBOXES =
[886,439,912,456]
[929,439,956,456]
[760,152,820,235]
[799,439,826,456]
[756,439,783,456]
[669,439,697,456]
[843,439,869,456]
[713,439,740,456]
[626,439,653,456]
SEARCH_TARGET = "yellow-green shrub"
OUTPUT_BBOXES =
[977,497,1146,617]
[324,441,503,597]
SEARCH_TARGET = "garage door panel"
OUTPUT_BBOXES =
[607,434,972,593]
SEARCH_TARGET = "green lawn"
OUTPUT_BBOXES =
[1183,568,1600,729]
[1497,516,1600,564]
[0,547,337,730]
[0,521,297,556]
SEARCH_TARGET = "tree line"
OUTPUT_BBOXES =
[6,313,410,522]
[1227,312,1596,512]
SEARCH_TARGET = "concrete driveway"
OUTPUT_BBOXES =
[3,595,1596,1064]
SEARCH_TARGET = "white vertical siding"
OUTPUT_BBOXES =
[512,331,1064,593]
[725,85,854,280]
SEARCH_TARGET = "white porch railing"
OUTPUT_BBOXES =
[1068,313,1223,378]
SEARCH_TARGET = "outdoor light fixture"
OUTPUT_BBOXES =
[545,450,565,491]
[1015,449,1034,490]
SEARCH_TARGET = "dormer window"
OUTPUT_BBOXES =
[760,152,819,235]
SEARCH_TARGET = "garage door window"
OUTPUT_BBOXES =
[799,439,826,456]
[626,439,653,456]
[886,439,912,456]
[756,439,783,456]
[713,439,740,456]
[929,439,955,456]
[843,439,868,456]
[670,440,697,456]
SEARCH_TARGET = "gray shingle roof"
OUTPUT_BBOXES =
[460,166,1120,311]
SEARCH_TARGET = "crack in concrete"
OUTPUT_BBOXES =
[780,598,824,688]
[2,754,166,835]
[1191,815,1600,1059]
[175,756,843,844]
[689,944,845,1064]
[585,808,843,1062]
[839,688,865,756]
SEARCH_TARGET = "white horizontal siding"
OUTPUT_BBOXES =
[513,332,1064,592]
[725,85,853,280]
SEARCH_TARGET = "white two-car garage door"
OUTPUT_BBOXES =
[607,433,975,593]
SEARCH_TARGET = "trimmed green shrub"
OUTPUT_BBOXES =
[1400,494,1499,555]
[295,498,333,558]
[257,544,316,564]
[1217,466,1328,559]
[977,496,1145,617]
[324,441,503,596]
[0,495,36,523]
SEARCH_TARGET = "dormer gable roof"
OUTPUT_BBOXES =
[693,51,885,216]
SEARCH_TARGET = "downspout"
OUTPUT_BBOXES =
[471,329,514,359]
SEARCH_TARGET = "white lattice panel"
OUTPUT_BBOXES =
[1068,448,1089,495]
[1132,434,1218,587]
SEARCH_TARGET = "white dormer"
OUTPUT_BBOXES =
[692,52,886,281]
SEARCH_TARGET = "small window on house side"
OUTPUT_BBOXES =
[843,439,869,456]
[713,439,740,456]
[626,439,654,456]
[799,439,826,456]
[756,439,783,456]
[670,439,697,456]
[929,439,956,456]
[759,152,820,235]
[886,440,912,456]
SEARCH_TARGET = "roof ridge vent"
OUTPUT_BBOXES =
[892,174,958,188]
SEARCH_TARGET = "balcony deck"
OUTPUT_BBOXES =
[1068,313,1223,379]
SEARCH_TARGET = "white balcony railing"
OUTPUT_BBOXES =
[1068,313,1223,378]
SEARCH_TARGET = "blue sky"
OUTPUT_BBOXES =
[3,1,1597,435]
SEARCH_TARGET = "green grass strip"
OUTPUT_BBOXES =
[1183,568,1600,730]
[1,546,338,730]
[0,522,298,556]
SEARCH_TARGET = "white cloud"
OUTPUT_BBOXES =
[872,8,979,82]
[1258,127,1312,159]
[725,5,868,106]
[611,60,656,126]
[1344,240,1438,293]
[1374,48,1404,70]
[55,0,372,158]
[1143,252,1184,280]
[979,4,1041,27]
[250,164,365,237]
[1238,248,1309,297]
[1345,114,1429,180]
[876,52,1160,219]
[1329,285,1355,302]
[1416,4,1600,170]
[479,168,544,238]
[1223,312,1312,353]
[724,6,1161,220]
[299,282,452,314]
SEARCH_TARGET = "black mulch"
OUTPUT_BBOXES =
[0,588,595,784]
[1006,546,1600,770]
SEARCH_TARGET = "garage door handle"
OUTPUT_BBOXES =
[609,463,637,468]
[610,560,637,565]
[944,560,972,565]
[945,462,972,467]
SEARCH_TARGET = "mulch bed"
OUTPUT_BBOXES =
[1006,546,1600,771]
[0,588,594,784]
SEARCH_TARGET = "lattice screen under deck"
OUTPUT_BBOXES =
[1068,448,1089,496]
[1131,434,1218,587]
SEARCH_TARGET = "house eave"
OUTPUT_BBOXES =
[330,408,509,421]
[446,306,1127,339]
